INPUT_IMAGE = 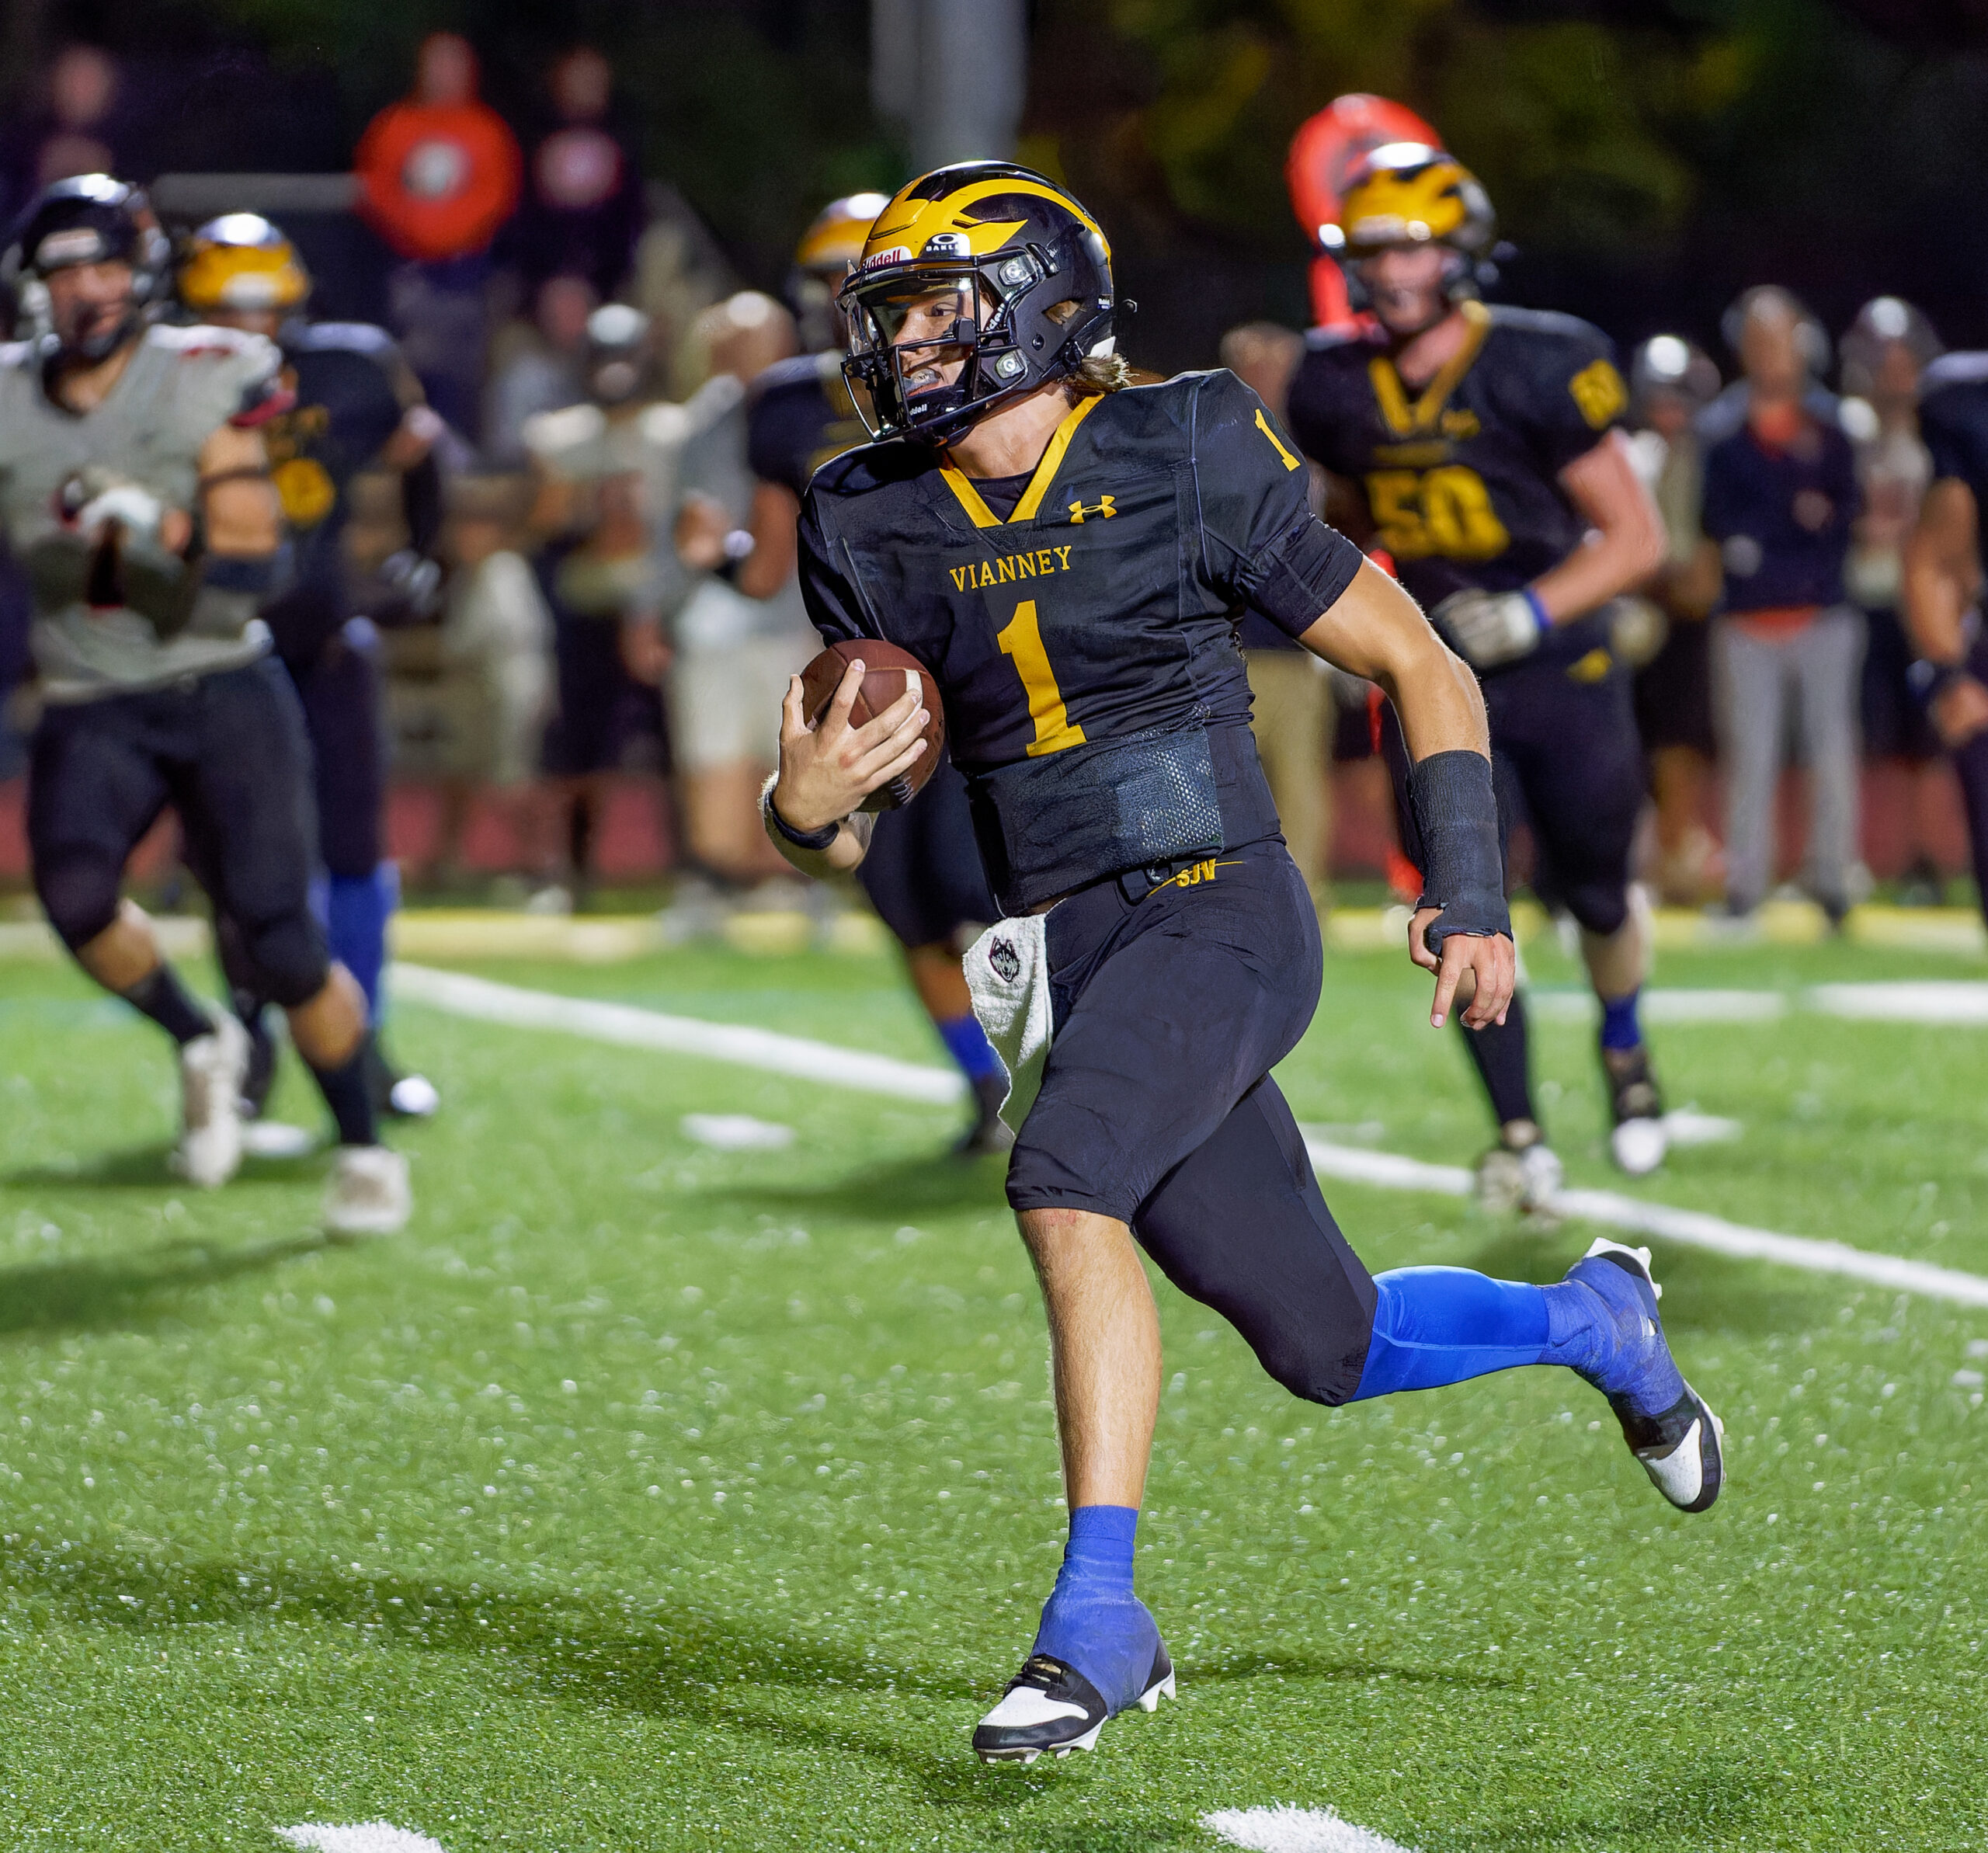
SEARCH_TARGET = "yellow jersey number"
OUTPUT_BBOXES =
[1364,464,1510,563]
[996,599,1086,757]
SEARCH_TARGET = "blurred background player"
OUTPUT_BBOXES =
[1285,144,1670,1202]
[1903,328,1988,931]
[177,211,443,1123]
[0,176,405,1231]
[1625,335,1725,906]
[1701,288,1864,925]
[734,195,1010,1152]
[1841,297,1945,903]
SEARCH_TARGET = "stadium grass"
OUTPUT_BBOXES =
[0,929,1983,1849]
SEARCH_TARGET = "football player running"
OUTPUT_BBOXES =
[1285,146,1670,1206]
[1902,340,1988,923]
[177,212,443,1126]
[742,194,1012,1153]
[0,178,408,1231]
[761,163,1722,1764]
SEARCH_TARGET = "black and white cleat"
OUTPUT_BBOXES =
[972,1644,1175,1764]
[1583,1239,1726,1513]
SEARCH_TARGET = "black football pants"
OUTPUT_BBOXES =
[1006,837,1378,1406]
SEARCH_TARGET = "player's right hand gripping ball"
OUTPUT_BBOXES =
[798,638,947,811]
[1433,588,1545,670]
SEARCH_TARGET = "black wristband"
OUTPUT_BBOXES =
[765,791,839,851]
[1909,657,1965,707]
[1407,749,1510,951]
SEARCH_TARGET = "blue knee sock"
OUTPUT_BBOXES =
[1351,1266,1649,1400]
[1031,1504,1158,1710]
[325,864,397,1026]
[1600,987,1642,1053]
[936,1010,1003,1083]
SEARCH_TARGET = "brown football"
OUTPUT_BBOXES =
[798,638,946,812]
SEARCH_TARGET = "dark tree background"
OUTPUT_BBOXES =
[10,0,1988,373]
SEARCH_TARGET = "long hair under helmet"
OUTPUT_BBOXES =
[1321,142,1498,313]
[837,161,1124,446]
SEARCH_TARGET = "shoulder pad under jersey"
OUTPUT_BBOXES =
[286,319,399,361]
[1923,351,1988,392]
[1485,303,1611,354]
[144,321,287,431]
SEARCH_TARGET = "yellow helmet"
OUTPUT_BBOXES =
[179,213,310,314]
[794,193,889,277]
[1323,143,1496,262]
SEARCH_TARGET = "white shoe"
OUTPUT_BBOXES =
[170,1014,249,1188]
[1611,1116,1668,1177]
[1475,1135,1562,1217]
[322,1145,412,1236]
[387,1072,441,1118]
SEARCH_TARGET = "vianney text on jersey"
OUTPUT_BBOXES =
[797,369,1363,912]
[0,322,287,702]
[1285,301,1627,655]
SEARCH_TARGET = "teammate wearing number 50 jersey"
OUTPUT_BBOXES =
[1286,143,1670,1205]
[763,162,1722,1766]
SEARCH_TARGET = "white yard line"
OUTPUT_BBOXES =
[1301,1135,1988,1309]
[394,962,1988,1309]
[388,962,965,1104]
[276,1827,445,1853]
[1204,1804,1420,1853]
[1530,979,1988,1026]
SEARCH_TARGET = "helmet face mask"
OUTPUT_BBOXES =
[836,162,1118,446]
[1322,144,1499,334]
[6,174,170,363]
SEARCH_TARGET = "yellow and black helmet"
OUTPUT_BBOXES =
[789,193,888,353]
[837,161,1123,444]
[179,213,311,315]
[1322,143,1497,309]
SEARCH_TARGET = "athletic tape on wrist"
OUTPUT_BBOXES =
[1408,749,1510,950]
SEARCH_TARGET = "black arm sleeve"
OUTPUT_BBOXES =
[1190,370,1364,639]
[1408,749,1510,947]
[401,451,444,558]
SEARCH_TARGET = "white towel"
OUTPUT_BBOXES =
[964,915,1053,1134]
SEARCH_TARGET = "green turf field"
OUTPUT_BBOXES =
[1,926,1985,1850]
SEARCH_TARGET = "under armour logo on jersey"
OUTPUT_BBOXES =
[989,937,1022,983]
[1067,495,1115,523]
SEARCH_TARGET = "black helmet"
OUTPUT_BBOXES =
[5,174,170,360]
[836,162,1124,445]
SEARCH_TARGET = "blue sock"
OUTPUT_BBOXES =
[1030,1504,1158,1712]
[326,864,397,1025]
[936,1010,1003,1083]
[1352,1264,1687,1419]
[1600,988,1642,1053]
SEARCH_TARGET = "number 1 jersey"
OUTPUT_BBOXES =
[1285,301,1627,624]
[796,369,1364,912]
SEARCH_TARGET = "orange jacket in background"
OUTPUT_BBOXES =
[355,99,523,262]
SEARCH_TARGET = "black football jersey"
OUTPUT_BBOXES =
[748,351,871,500]
[1919,353,1988,506]
[267,320,415,613]
[797,370,1364,909]
[1285,301,1627,647]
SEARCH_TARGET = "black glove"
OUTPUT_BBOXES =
[1407,749,1510,954]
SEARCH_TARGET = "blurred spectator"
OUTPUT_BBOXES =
[513,47,645,304]
[1702,287,1865,923]
[0,44,130,234]
[1626,335,1726,905]
[356,32,523,439]
[1841,297,1946,902]
[523,303,669,906]
[648,290,807,920]
[1221,319,1337,909]
[484,273,596,466]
